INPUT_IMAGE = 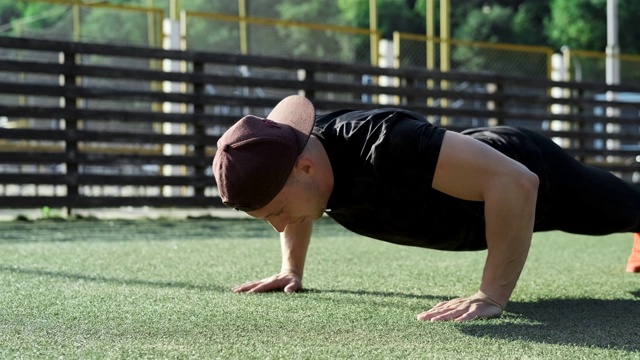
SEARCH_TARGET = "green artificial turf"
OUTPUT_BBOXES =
[0,216,638,359]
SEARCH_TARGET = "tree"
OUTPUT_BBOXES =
[80,8,149,46]
[337,0,425,39]
[439,4,549,77]
[512,1,549,46]
[275,0,354,61]
[0,0,67,36]
[546,0,640,54]
[454,5,516,43]
[616,0,640,54]
[0,0,23,35]
[545,0,606,52]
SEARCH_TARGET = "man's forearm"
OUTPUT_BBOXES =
[480,174,538,307]
[280,221,313,277]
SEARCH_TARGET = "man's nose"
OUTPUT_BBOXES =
[267,216,289,233]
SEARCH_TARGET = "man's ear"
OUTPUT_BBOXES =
[294,155,314,175]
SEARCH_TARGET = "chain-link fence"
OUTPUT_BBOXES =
[182,11,377,65]
[6,0,640,84]
[395,32,552,78]
[567,49,640,85]
[3,0,163,47]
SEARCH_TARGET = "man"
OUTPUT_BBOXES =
[213,95,640,322]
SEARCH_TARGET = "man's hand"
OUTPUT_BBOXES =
[417,291,504,322]
[232,271,302,293]
[233,220,312,294]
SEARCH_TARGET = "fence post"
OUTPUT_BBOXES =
[59,50,79,216]
[297,68,315,101]
[486,81,504,126]
[574,87,586,162]
[192,60,206,201]
[404,76,416,106]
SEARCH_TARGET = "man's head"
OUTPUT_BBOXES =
[212,95,315,211]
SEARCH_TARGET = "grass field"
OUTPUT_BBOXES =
[0,215,638,359]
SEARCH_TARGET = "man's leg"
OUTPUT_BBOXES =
[537,169,640,235]
[518,129,640,235]
[522,129,640,272]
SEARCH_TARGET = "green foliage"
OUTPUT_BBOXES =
[546,0,640,53]
[0,0,636,81]
[616,0,640,54]
[277,0,342,25]
[0,0,67,35]
[546,0,607,51]
[451,5,546,76]
[0,0,22,33]
[2,0,639,67]
[455,5,516,43]
[275,0,355,61]
[512,1,549,46]
[377,0,426,38]
[80,8,149,45]
[338,0,425,39]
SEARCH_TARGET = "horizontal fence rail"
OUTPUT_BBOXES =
[1,36,640,210]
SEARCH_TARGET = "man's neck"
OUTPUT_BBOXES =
[308,135,334,203]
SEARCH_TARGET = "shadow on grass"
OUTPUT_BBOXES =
[306,288,640,352]
[460,294,640,352]
[0,264,226,292]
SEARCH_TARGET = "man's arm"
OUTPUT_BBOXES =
[417,131,538,322]
[232,221,313,293]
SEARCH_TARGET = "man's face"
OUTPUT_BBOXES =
[247,175,326,233]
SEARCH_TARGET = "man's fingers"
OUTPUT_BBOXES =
[247,279,282,293]
[424,309,479,322]
[232,278,277,293]
[416,299,464,320]
[453,310,481,322]
[417,308,466,322]
[417,296,503,322]
[232,281,261,293]
[232,274,302,294]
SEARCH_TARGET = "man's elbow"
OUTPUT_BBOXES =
[486,167,538,206]
[516,168,539,200]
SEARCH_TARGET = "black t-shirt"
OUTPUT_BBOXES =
[313,109,548,251]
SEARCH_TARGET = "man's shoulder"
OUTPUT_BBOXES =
[314,108,430,134]
[316,107,425,122]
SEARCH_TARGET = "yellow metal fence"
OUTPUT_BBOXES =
[4,0,640,83]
